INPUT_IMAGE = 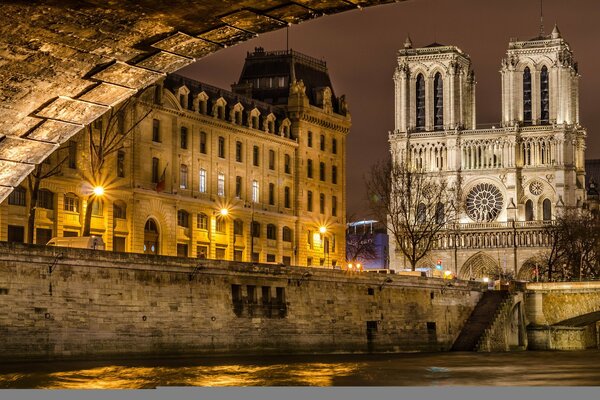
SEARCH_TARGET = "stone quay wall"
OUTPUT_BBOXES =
[0,243,484,361]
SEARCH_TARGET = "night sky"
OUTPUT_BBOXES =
[180,0,600,218]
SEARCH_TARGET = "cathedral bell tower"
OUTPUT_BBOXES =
[501,25,580,127]
[393,37,476,134]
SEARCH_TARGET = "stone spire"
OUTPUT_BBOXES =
[403,35,413,49]
[551,24,561,39]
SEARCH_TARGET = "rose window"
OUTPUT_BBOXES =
[466,183,504,222]
[529,181,543,196]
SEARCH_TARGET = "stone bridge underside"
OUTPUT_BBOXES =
[0,0,401,202]
[526,282,600,326]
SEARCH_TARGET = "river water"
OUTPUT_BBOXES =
[0,351,598,388]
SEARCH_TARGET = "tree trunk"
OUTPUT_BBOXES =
[27,178,41,244]
[82,195,94,237]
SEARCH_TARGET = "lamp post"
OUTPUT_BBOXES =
[319,226,328,267]
[214,207,230,260]
[248,201,255,262]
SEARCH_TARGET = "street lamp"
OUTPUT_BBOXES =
[93,186,105,196]
[319,226,328,267]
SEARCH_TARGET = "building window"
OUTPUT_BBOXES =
[152,119,160,142]
[319,193,325,214]
[177,210,189,228]
[91,199,103,216]
[282,226,292,242]
[319,162,325,181]
[252,180,259,203]
[434,72,443,130]
[320,134,325,151]
[151,157,159,183]
[235,141,243,162]
[217,173,225,197]
[416,73,425,130]
[197,213,208,230]
[284,154,291,174]
[64,193,79,213]
[269,149,275,170]
[113,201,126,219]
[199,169,207,193]
[251,115,259,129]
[308,131,313,147]
[117,150,125,178]
[267,224,277,240]
[268,120,274,134]
[525,200,534,221]
[216,217,226,233]
[179,94,186,109]
[540,66,549,124]
[332,165,338,184]
[68,140,77,169]
[180,126,188,149]
[251,221,261,237]
[235,176,242,198]
[234,110,242,125]
[268,183,275,205]
[215,247,226,259]
[307,159,313,178]
[197,245,208,259]
[180,164,188,189]
[523,67,532,124]
[307,191,313,212]
[253,145,260,166]
[284,186,291,208]
[38,189,54,210]
[332,138,337,154]
[234,219,244,235]
[177,243,188,257]
[218,136,225,158]
[332,195,337,217]
[7,225,24,243]
[308,230,313,249]
[8,186,26,206]
[543,198,552,221]
[200,132,207,154]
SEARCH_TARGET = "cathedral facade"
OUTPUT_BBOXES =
[389,27,587,279]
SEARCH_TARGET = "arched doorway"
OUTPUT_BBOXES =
[460,252,501,279]
[144,218,159,255]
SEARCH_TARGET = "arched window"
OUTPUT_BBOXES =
[434,72,443,130]
[113,201,127,219]
[542,199,552,221]
[144,219,159,255]
[435,202,445,224]
[540,66,549,124]
[417,203,426,224]
[215,217,226,233]
[525,200,534,221]
[282,226,292,242]
[267,224,277,240]
[179,164,188,189]
[523,67,532,124]
[251,221,261,237]
[416,74,425,130]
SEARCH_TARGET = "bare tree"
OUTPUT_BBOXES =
[346,218,379,266]
[535,220,566,281]
[366,157,459,271]
[26,149,69,243]
[555,208,600,280]
[80,97,152,236]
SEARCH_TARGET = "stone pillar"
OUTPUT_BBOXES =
[524,291,548,326]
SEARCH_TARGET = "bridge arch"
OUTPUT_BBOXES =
[460,252,501,279]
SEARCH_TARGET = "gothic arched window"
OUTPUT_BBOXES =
[523,67,532,125]
[525,199,534,221]
[416,74,425,131]
[434,73,443,130]
[542,198,552,221]
[540,66,549,124]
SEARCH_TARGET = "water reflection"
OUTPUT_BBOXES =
[0,351,599,388]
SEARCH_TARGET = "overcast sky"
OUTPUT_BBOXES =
[180,0,600,218]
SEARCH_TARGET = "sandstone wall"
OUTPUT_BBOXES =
[0,242,484,361]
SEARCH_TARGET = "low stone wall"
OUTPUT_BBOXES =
[0,242,484,361]
[528,325,597,350]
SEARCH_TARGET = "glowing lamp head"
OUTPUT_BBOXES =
[319,226,327,234]
[483,277,490,283]
[348,263,353,270]
[93,186,105,196]
[219,208,229,216]
[444,270,452,277]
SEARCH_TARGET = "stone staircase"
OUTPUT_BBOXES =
[451,290,510,351]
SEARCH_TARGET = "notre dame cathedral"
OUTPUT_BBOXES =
[388,25,587,279]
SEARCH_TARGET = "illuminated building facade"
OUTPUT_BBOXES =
[0,48,350,267]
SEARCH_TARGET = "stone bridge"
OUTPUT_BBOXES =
[0,0,403,203]
[524,282,600,350]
